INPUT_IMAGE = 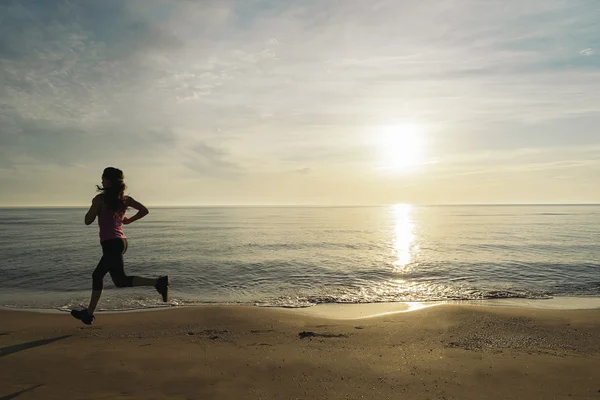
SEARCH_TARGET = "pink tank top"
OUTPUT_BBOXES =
[98,207,126,242]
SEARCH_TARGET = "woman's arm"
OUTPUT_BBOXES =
[123,196,149,225]
[85,195,102,225]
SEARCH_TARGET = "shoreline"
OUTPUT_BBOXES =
[2,295,600,318]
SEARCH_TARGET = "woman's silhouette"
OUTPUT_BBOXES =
[71,167,169,325]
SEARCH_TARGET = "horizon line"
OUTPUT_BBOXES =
[1,203,600,208]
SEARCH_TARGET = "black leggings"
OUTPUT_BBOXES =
[92,239,137,290]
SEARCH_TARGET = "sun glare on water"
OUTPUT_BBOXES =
[392,203,416,270]
[379,123,425,171]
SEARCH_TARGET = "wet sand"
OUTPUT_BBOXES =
[1,305,599,399]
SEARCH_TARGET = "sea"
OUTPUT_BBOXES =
[0,205,599,313]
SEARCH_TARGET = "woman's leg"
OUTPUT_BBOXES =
[71,255,109,324]
[107,240,157,287]
[87,291,103,315]
[110,267,169,301]
[132,276,158,286]
[81,240,119,317]
[87,256,110,315]
[108,239,169,301]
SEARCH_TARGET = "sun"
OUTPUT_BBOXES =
[379,123,425,171]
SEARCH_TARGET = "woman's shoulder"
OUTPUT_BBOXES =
[93,193,104,203]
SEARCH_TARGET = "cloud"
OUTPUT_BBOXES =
[293,167,312,175]
[425,145,600,182]
[181,141,242,179]
[0,102,177,172]
[1,0,600,204]
[580,48,596,56]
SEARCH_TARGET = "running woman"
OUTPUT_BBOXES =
[71,167,170,325]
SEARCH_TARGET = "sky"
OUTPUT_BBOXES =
[1,0,600,206]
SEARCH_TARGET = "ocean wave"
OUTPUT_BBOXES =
[251,287,555,308]
[534,213,574,216]
[4,289,600,313]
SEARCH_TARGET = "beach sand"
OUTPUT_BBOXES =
[1,305,599,399]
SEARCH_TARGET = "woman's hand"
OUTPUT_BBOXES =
[121,197,149,225]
